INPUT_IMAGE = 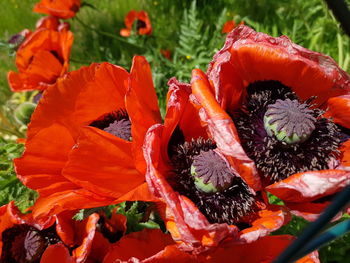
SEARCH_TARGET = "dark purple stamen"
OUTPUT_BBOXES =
[90,109,132,141]
[136,20,147,30]
[104,118,131,141]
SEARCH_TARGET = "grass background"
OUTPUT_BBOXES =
[0,0,350,262]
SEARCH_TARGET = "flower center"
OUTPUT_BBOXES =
[191,150,234,193]
[136,20,146,31]
[90,109,132,141]
[232,80,341,183]
[169,133,257,225]
[264,98,316,145]
[104,118,131,141]
[1,225,60,263]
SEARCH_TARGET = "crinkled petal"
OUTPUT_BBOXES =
[162,77,207,164]
[191,68,261,191]
[208,25,350,109]
[267,170,350,202]
[239,207,288,243]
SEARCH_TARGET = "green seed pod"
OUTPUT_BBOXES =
[14,102,36,125]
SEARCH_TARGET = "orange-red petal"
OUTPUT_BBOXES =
[208,25,350,110]
[33,0,81,19]
[127,56,162,175]
[340,139,350,167]
[200,235,319,263]
[325,95,350,129]
[191,68,261,191]
[30,189,115,219]
[36,16,60,30]
[222,20,236,34]
[162,78,208,159]
[41,244,75,263]
[267,169,350,203]
[239,207,288,242]
[103,229,175,262]
[63,127,144,199]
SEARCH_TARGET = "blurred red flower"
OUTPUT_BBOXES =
[7,18,73,92]
[221,20,244,34]
[191,25,350,220]
[33,0,81,19]
[161,49,172,60]
[120,10,152,37]
[14,57,161,220]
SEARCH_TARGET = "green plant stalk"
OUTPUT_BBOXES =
[74,16,145,50]
[295,219,350,259]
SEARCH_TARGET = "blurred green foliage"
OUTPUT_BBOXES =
[0,139,37,212]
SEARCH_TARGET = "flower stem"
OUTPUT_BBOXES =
[74,16,145,50]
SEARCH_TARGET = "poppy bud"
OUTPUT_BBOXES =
[14,102,36,125]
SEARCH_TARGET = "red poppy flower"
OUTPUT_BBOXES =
[14,56,161,219]
[33,0,81,19]
[7,24,73,92]
[0,202,101,263]
[221,20,244,34]
[143,78,289,253]
[190,25,350,220]
[120,10,152,37]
